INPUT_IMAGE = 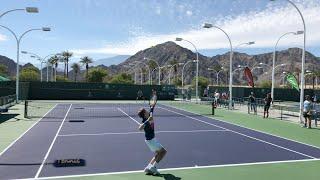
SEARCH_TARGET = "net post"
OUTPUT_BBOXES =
[24,100,28,118]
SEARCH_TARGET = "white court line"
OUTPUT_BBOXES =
[58,129,229,137]
[117,107,140,124]
[22,158,320,180]
[163,103,320,151]
[34,104,73,179]
[0,104,58,158]
[159,106,317,159]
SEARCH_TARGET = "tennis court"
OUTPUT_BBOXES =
[0,101,320,180]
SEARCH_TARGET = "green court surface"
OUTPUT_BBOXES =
[66,160,320,180]
[0,101,319,180]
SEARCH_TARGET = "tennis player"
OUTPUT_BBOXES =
[149,89,158,115]
[138,108,167,175]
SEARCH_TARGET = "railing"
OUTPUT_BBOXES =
[0,94,16,110]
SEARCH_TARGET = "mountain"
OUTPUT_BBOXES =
[92,55,130,66]
[0,55,18,76]
[1,42,320,87]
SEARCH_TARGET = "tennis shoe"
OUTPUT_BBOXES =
[144,167,153,175]
[150,166,160,175]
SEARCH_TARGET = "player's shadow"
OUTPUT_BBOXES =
[159,173,181,180]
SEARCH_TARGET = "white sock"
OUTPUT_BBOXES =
[152,162,158,167]
[147,163,153,168]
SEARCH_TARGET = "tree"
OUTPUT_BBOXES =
[62,51,73,78]
[71,63,81,82]
[173,77,182,87]
[258,80,272,88]
[48,55,59,81]
[0,64,8,77]
[109,73,134,84]
[192,76,209,96]
[80,56,93,82]
[56,75,69,82]
[87,68,107,83]
[19,67,40,81]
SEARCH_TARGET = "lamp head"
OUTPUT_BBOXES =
[21,51,28,54]
[295,31,304,35]
[26,7,39,13]
[175,37,183,41]
[202,23,213,28]
[248,41,255,45]
[42,27,51,31]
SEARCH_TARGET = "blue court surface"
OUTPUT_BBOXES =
[0,103,320,179]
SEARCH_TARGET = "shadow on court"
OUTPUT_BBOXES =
[0,114,20,124]
[149,173,181,180]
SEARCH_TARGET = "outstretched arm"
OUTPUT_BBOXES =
[138,116,153,131]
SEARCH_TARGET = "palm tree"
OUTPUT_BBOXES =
[48,55,59,81]
[71,63,80,82]
[80,56,93,82]
[62,51,73,78]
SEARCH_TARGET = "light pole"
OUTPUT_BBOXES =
[203,23,233,109]
[21,52,45,81]
[168,63,184,85]
[282,71,288,87]
[208,67,224,85]
[234,41,255,50]
[144,57,160,85]
[0,26,51,102]
[271,31,303,102]
[182,60,197,92]
[271,0,306,122]
[0,7,38,19]
[133,61,151,85]
[175,37,199,102]
[124,65,137,84]
[21,51,60,82]
[251,66,263,72]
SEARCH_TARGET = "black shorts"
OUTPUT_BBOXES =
[303,112,311,118]
[264,105,270,112]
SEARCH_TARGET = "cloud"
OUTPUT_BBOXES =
[72,0,320,56]
[186,10,193,16]
[155,6,161,15]
[0,34,7,41]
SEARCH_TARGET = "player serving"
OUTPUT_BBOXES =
[149,89,157,114]
[138,90,166,175]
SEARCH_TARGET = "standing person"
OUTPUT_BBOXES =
[249,92,257,114]
[263,93,272,118]
[136,89,145,103]
[138,108,167,175]
[303,95,313,129]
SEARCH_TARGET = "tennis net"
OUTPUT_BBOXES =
[24,100,158,119]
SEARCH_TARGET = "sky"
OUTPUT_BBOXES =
[0,0,319,66]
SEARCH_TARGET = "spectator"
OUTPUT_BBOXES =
[203,88,208,97]
[303,95,313,129]
[248,92,257,114]
[263,93,272,118]
[213,90,219,103]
